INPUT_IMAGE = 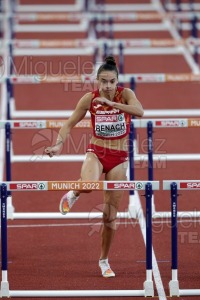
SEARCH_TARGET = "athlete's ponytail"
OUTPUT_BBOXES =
[97,56,119,79]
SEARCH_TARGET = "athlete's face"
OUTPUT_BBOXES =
[97,71,118,95]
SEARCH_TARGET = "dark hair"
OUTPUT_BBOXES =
[97,56,119,79]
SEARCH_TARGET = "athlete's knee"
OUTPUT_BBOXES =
[103,212,117,224]
[102,215,117,230]
[102,203,118,229]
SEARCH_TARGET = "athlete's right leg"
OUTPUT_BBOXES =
[59,153,103,214]
[80,152,103,188]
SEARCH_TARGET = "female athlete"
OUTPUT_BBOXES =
[45,56,144,278]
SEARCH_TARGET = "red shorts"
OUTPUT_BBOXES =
[86,144,128,174]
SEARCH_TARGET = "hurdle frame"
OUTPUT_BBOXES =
[4,73,200,120]
[0,180,159,298]
[163,180,200,297]
[143,119,200,220]
[2,118,200,220]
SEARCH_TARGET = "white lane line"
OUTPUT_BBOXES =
[137,260,170,263]
[6,218,199,228]
[134,191,167,300]
[7,221,136,228]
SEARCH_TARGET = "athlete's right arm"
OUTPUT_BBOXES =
[45,93,92,157]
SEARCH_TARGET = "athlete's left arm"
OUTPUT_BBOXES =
[113,88,144,117]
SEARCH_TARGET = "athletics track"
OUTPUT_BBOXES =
[1,0,200,299]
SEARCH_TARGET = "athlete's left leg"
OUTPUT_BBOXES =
[100,160,128,260]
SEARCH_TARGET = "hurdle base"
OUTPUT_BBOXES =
[151,194,155,216]
[0,281,10,297]
[9,289,146,297]
[128,194,155,219]
[128,194,139,219]
[169,280,180,297]
[7,196,15,219]
[143,280,154,297]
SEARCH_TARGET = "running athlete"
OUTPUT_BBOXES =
[45,56,144,278]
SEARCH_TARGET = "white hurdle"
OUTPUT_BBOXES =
[4,72,200,120]
[6,180,133,221]
[2,117,200,165]
[163,180,200,297]
[3,73,200,85]
[1,37,200,49]
[0,180,159,298]
[2,118,200,219]
[2,11,200,22]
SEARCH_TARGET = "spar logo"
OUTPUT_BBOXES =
[10,182,46,190]
[107,182,135,189]
[13,121,44,128]
[107,182,143,190]
[118,114,124,121]
[38,183,45,190]
[180,182,200,189]
[136,182,143,190]
[136,75,159,82]
[155,120,186,127]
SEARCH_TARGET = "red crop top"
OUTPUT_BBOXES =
[89,86,131,140]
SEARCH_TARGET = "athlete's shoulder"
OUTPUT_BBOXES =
[121,88,138,105]
[76,92,93,110]
[82,91,93,99]
[91,89,99,99]
[79,92,93,102]
[122,88,136,97]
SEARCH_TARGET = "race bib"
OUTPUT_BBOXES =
[95,113,126,138]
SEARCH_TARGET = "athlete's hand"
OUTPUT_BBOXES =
[93,97,114,107]
[45,143,63,157]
